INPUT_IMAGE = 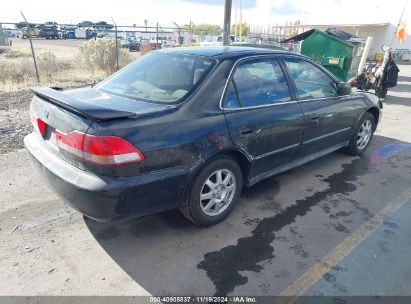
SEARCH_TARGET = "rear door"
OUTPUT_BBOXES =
[222,56,305,180]
[282,57,356,157]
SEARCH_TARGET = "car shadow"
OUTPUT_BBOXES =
[84,135,411,296]
[383,74,411,106]
[383,95,411,106]
[397,75,411,83]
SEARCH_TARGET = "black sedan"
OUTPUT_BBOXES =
[128,39,141,52]
[25,47,382,226]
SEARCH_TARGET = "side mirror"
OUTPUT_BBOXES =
[337,82,352,96]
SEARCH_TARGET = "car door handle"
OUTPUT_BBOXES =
[239,128,254,136]
[310,116,320,127]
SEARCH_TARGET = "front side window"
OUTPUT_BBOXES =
[224,59,291,108]
[283,58,338,100]
[97,52,215,104]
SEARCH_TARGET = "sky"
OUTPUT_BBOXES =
[1,0,409,28]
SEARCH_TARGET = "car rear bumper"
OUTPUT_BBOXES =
[24,132,192,221]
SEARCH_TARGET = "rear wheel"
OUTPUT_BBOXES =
[179,156,242,226]
[345,112,375,156]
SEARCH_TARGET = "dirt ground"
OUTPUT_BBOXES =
[0,65,410,298]
[0,83,94,154]
[0,90,32,153]
[9,37,141,60]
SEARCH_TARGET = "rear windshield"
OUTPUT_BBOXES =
[97,52,216,104]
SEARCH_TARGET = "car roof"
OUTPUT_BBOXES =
[158,46,290,59]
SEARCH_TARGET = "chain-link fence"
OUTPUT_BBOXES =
[0,19,237,84]
[0,19,294,89]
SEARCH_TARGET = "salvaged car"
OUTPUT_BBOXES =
[25,47,382,226]
[121,38,141,51]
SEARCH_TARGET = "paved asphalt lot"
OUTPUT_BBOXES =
[0,65,410,298]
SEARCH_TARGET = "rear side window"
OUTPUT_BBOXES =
[224,82,241,108]
[223,59,291,108]
[97,52,215,104]
[284,58,338,100]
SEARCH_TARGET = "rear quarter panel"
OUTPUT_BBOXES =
[88,110,231,174]
[86,59,235,185]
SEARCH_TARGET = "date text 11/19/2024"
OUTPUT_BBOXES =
[149,296,257,303]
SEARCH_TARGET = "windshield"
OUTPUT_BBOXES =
[97,52,216,104]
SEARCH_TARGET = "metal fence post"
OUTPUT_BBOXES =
[173,22,181,47]
[111,17,119,71]
[20,12,40,83]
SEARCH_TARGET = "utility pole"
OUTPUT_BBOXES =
[239,0,242,42]
[156,23,159,49]
[223,0,232,46]
[189,20,193,45]
[234,3,237,40]
[111,17,119,71]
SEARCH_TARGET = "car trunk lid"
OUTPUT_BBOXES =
[30,87,174,170]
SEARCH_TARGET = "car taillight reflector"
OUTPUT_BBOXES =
[55,130,144,166]
[29,110,47,136]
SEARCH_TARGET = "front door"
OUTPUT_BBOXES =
[282,57,356,156]
[222,57,305,180]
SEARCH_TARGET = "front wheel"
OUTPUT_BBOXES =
[179,156,243,226]
[345,112,376,156]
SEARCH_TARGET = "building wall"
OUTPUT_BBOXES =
[335,24,411,60]
[379,24,411,60]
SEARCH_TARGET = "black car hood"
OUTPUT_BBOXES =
[32,87,175,121]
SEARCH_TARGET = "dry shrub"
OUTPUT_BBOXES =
[0,47,36,85]
[0,57,35,83]
[53,65,105,87]
[3,48,31,59]
[77,38,132,75]
[0,41,130,92]
[0,50,60,86]
[36,50,58,79]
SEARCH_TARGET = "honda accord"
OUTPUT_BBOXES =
[25,47,382,226]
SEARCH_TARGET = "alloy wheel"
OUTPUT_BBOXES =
[199,169,236,216]
[357,119,373,150]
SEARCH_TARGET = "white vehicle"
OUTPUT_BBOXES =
[74,28,96,39]
[200,35,240,46]
[149,36,177,47]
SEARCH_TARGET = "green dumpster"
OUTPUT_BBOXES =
[300,29,364,81]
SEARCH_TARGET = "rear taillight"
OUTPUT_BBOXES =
[55,130,144,166]
[29,110,47,136]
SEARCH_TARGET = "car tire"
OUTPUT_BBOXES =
[345,112,376,156]
[179,156,243,226]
